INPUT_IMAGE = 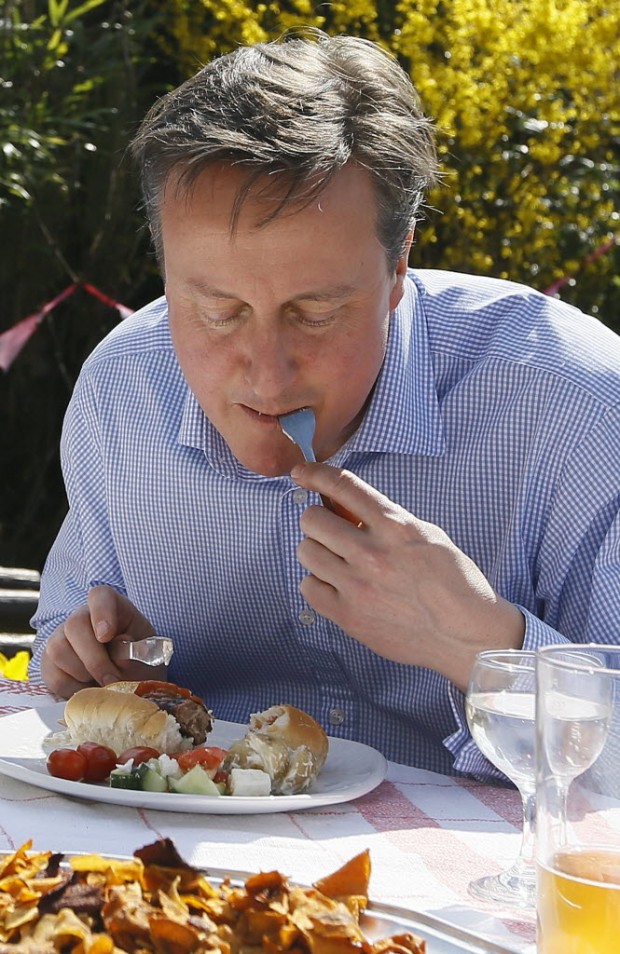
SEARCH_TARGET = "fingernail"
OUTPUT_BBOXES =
[95,621,110,641]
[291,465,303,480]
[101,673,118,686]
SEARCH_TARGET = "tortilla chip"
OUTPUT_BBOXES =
[0,841,426,953]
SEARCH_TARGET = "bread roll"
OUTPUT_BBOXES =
[64,684,199,756]
[224,704,329,795]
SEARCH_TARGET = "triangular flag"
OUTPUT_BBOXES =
[0,312,46,371]
[0,284,78,370]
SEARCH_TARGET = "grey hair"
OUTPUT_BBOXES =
[130,29,438,269]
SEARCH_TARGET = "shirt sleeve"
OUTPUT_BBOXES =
[443,404,620,781]
[28,370,125,683]
[443,607,571,780]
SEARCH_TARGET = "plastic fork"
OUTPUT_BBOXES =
[108,635,174,682]
[279,407,319,464]
[278,408,360,524]
[108,636,174,667]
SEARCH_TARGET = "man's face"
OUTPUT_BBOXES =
[161,163,409,476]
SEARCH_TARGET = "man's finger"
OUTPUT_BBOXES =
[40,656,96,698]
[291,463,371,522]
[87,584,121,643]
[63,612,122,686]
[322,496,363,526]
[291,462,387,524]
[45,640,96,685]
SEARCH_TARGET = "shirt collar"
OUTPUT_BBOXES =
[178,391,240,477]
[178,274,445,475]
[334,273,445,461]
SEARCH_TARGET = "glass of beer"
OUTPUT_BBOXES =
[536,644,619,953]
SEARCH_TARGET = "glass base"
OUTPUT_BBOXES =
[468,865,536,910]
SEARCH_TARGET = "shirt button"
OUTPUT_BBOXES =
[329,708,345,726]
[298,608,316,625]
[293,489,308,505]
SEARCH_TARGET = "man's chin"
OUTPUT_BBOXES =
[233,447,301,478]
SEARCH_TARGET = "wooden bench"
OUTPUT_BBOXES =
[0,567,39,658]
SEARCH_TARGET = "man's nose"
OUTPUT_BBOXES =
[242,322,299,402]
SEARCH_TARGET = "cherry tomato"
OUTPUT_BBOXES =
[47,748,88,782]
[76,742,117,782]
[117,746,161,767]
[176,745,228,775]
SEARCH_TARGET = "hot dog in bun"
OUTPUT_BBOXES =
[63,680,213,756]
[224,703,329,795]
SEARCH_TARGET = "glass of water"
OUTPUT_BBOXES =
[465,649,537,909]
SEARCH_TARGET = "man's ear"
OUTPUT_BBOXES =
[389,229,414,311]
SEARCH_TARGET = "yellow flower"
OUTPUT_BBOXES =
[0,651,30,682]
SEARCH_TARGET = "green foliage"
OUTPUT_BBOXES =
[3,0,126,207]
[0,0,167,569]
[393,0,620,327]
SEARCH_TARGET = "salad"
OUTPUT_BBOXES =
[46,741,272,796]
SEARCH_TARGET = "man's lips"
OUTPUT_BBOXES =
[239,405,309,425]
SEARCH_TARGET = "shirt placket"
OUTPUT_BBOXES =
[279,483,358,737]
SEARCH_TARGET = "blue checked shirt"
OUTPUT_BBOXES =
[30,270,620,779]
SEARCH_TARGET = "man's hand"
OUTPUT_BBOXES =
[291,463,525,692]
[40,585,156,698]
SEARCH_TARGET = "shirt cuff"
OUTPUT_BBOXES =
[443,605,571,781]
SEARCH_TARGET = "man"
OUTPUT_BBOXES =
[31,31,620,777]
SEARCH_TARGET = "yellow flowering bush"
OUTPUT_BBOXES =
[161,0,619,326]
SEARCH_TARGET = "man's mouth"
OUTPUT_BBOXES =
[240,405,309,424]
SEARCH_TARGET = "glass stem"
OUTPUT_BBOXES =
[518,789,536,871]
[557,781,570,848]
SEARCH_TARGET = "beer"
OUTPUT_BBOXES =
[538,848,620,953]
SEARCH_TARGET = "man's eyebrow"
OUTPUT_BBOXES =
[187,281,357,301]
[291,284,357,302]
[188,281,236,298]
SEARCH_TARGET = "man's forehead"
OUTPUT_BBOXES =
[165,163,302,217]
[162,160,374,226]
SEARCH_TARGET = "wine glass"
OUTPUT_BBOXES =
[536,645,616,952]
[465,650,537,909]
[536,646,612,848]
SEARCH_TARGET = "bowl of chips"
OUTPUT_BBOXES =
[0,838,426,953]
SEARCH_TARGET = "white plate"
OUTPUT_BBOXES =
[0,703,387,814]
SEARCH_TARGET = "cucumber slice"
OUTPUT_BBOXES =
[139,764,168,793]
[169,764,222,796]
[110,768,141,790]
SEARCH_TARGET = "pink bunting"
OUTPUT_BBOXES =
[0,283,134,372]
[0,312,47,371]
[0,284,77,371]
[82,283,134,320]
